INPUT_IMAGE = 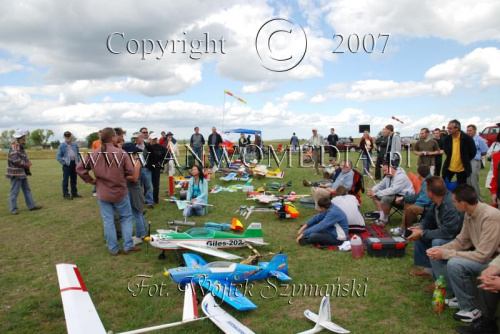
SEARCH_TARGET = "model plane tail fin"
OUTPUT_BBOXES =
[183,282,199,321]
[56,264,107,334]
[298,296,350,334]
[266,254,288,275]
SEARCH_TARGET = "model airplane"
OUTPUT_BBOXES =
[56,263,255,334]
[165,252,292,310]
[298,295,350,334]
[145,222,267,260]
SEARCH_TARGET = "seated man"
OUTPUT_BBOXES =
[427,184,500,323]
[331,185,366,233]
[456,254,500,333]
[303,157,341,186]
[406,176,463,278]
[297,197,348,246]
[310,159,354,210]
[392,165,433,235]
[366,162,415,226]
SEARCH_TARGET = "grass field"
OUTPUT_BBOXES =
[0,145,495,334]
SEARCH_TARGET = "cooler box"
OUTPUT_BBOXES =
[300,197,316,209]
[365,236,407,258]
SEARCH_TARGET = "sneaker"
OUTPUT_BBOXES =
[132,236,143,245]
[64,194,72,200]
[29,206,43,211]
[364,211,380,219]
[445,297,459,309]
[456,316,499,334]
[302,179,310,187]
[454,309,482,323]
[92,193,97,197]
[10,209,19,215]
[72,194,82,198]
[373,218,388,227]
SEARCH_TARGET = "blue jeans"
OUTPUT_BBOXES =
[9,177,36,212]
[131,204,146,238]
[140,167,154,205]
[414,238,452,273]
[362,152,372,174]
[62,161,78,196]
[97,195,134,253]
[183,199,206,217]
[209,147,221,168]
[193,147,203,162]
[430,256,489,311]
[299,233,343,246]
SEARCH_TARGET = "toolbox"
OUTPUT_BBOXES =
[365,236,407,258]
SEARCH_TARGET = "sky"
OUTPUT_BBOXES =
[0,0,499,142]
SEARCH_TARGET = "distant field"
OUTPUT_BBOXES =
[0,146,496,334]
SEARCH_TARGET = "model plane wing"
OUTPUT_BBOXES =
[56,264,106,334]
[201,294,255,334]
[178,242,242,260]
[199,279,257,311]
[243,239,269,246]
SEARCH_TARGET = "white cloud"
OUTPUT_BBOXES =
[241,82,277,93]
[0,59,26,74]
[279,91,306,102]
[323,0,500,44]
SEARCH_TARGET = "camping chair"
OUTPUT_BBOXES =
[388,200,404,221]
[349,169,365,204]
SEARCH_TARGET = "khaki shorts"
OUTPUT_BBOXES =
[375,194,396,207]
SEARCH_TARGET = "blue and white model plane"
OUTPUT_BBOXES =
[165,253,292,311]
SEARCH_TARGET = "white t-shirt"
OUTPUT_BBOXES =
[331,195,365,226]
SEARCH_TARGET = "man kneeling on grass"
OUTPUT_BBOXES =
[297,197,348,247]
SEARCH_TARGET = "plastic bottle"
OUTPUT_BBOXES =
[350,235,364,259]
[432,275,446,313]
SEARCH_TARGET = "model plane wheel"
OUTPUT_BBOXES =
[158,251,166,260]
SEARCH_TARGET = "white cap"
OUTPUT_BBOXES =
[312,127,318,131]
[149,132,158,140]
[13,129,27,138]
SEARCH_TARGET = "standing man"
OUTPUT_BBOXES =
[375,128,389,180]
[384,124,401,167]
[308,127,325,175]
[254,131,262,160]
[413,128,440,175]
[147,133,167,204]
[442,120,476,185]
[6,129,42,214]
[290,132,299,153]
[190,127,205,161]
[427,185,500,323]
[140,127,149,143]
[327,128,339,158]
[56,131,82,200]
[432,128,445,176]
[76,127,139,256]
[134,132,154,208]
[466,124,488,201]
[207,127,223,168]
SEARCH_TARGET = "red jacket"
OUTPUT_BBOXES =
[490,151,500,195]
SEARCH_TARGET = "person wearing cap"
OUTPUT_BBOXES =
[122,142,147,245]
[307,128,325,175]
[56,131,82,200]
[146,132,167,204]
[6,129,42,214]
[165,131,179,176]
[134,131,154,208]
[367,161,414,226]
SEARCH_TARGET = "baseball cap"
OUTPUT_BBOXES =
[312,127,318,131]
[166,131,174,136]
[122,142,142,153]
[63,131,72,137]
[149,132,158,140]
[13,129,27,138]
[131,132,141,139]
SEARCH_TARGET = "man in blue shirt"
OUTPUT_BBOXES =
[297,197,349,246]
[466,124,488,201]
[56,131,81,200]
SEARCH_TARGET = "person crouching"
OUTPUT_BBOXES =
[183,165,208,217]
[297,197,348,246]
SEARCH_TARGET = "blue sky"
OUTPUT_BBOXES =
[0,0,499,141]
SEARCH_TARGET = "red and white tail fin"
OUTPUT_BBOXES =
[182,282,198,321]
[56,264,106,334]
[298,295,350,334]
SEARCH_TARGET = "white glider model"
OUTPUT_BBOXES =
[298,295,350,334]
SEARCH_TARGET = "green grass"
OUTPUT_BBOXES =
[0,146,495,333]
